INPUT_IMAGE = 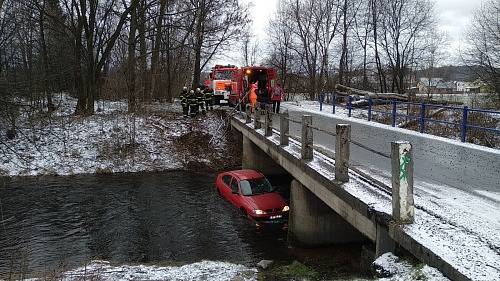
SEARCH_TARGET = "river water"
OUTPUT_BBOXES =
[0,172,363,278]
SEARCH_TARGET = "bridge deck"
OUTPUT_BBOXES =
[231,112,500,281]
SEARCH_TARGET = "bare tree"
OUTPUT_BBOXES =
[267,1,294,91]
[463,0,500,105]
[284,0,341,99]
[378,0,435,94]
[189,0,249,88]
[64,0,138,115]
[241,28,259,66]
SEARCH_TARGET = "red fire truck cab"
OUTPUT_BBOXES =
[207,65,279,107]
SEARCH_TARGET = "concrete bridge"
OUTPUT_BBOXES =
[230,105,500,281]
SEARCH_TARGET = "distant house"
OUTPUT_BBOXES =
[418,78,454,95]
[455,81,481,93]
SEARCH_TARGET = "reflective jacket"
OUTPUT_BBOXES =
[204,89,214,101]
[180,90,188,106]
[188,92,198,105]
[196,91,204,105]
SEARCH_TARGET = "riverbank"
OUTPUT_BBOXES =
[0,94,241,177]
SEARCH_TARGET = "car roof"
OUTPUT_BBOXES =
[227,170,264,181]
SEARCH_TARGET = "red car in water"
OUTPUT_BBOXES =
[215,170,289,225]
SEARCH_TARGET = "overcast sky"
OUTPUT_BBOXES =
[220,0,486,66]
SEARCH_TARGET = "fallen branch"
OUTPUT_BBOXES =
[335,84,408,101]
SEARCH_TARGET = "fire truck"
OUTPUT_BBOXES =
[206,65,279,106]
[206,65,241,105]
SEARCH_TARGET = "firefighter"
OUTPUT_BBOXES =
[196,88,205,114]
[204,87,214,111]
[188,89,198,117]
[180,86,189,117]
[249,82,258,113]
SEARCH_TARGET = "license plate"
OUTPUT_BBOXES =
[270,215,282,220]
[220,100,228,104]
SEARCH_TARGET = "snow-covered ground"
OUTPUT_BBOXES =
[0,94,235,177]
[25,260,257,281]
[23,255,447,281]
[369,253,449,281]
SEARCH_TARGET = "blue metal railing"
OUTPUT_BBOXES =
[317,92,500,144]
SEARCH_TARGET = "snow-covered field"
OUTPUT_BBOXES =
[0,94,235,177]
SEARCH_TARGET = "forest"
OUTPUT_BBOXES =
[0,0,499,136]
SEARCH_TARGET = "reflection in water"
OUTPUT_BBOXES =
[0,172,289,275]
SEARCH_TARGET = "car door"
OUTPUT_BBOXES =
[220,174,233,200]
[228,177,241,206]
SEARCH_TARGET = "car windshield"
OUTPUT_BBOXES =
[240,178,274,196]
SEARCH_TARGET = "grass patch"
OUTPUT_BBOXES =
[261,261,320,281]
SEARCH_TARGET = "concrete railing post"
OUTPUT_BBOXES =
[245,104,252,124]
[301,115,313,161]
[280,112,289,146]
[264,110,272,137]
[391,141,414,224]
[254,107,261,129]
[335,124,351,182]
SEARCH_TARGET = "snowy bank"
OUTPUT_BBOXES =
[0,94,238,177]
[26,260,257,281]
[371,253,449,281]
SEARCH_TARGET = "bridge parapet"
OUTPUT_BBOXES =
[247,107,415,224]
[231,108,500,281]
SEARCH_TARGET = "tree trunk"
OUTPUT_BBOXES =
[338,0,348,86]
[127,0,138,113]
[138,0,148,101]
[39,0,55,112]
[151,0,167,100]
[191,8,203,89]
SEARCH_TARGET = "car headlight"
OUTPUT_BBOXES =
[254,209,265,215]
[282,206,290,212]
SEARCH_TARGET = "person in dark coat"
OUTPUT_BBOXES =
[204,87,214,111]
[180,86,189,116]
[188,90,198,117]
[196,88,205,114]
[271,85,284,113]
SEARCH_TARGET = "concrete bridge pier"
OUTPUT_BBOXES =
[242,135,287,176]
[288,180,366,246]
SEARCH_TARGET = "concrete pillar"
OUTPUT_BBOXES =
[254,108,261,129]
[288,180,366,246]
[335,124,350,183]
[301,115,313,161]
[264,110,272,137]
[391,141,414,224]
[245,104,252,123]
[280,112,289,146]
[375,224,395,257]
[242,135,287,176]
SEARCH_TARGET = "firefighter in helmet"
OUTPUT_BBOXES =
[188,89,198,117]
[180,86,189,117]
[204,87,214,111]
[196,88,205,114]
